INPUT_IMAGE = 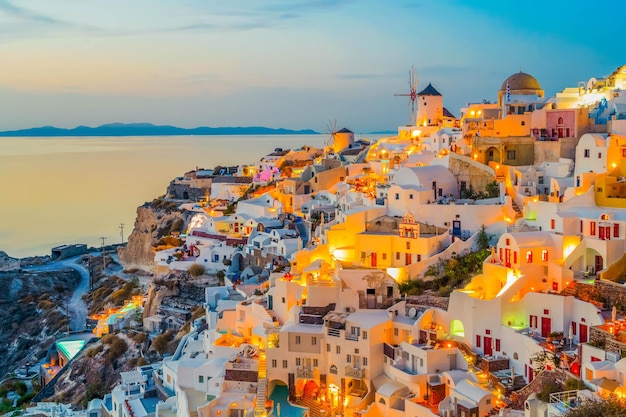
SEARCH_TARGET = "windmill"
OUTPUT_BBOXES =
[325,119,338,157]
[394,66,418,125]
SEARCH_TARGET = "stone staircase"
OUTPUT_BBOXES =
[254,349,268,417]
[511,200,524,220]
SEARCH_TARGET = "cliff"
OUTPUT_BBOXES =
[117,198,191,272]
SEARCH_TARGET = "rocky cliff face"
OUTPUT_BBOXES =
[117,200,190,272]
[0,251,20,271]
[0,268,81,376]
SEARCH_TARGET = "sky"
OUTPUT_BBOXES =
[0,0,623,133]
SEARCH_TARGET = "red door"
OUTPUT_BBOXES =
[528,366,534,382]
[599,226,605,240]
[484,337,493,356]
[595,256,603,274]
[371,253,377,267]
[541,317,551,338]
[405,253,412,265]
[580,324,588,343]
[505,249,511,267]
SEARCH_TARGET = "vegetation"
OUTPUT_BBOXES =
[109,277,140,306]
[169,218,185,234]
[564,397,626,416]
[536,380,562,402]
[188,264,206,277]
[398,248,491,297]
[564,378,587,391]
[531,349,561,373]
[102,334,128,362]
[477,224,490,250]
[83,382,107,408]
[152,331,175,355]
[460,181,500,200]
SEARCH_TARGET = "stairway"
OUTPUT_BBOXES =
[297,397,327,417]
[511,200,524,220]
[254,349,268,417]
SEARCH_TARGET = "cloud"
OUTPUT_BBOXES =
[0,0,65,25]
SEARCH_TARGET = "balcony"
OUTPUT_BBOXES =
[345,366,365,379]
[345,333,359,341]
[296,367,314,379]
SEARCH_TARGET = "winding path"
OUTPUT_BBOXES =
[25,256,92,331]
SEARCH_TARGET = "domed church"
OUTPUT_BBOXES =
[497,71,545,106]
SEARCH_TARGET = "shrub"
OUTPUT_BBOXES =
[86,345,103,358]
[137,357,148,366]
[133,332,147,345]
[107,336,128,361]
[188,264,206,277]
[37,300,55,310]
[153,331,175,355]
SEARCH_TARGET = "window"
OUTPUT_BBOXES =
[507,150,516,160]
[363,357,368,366]
[312,336,317,345]
[542,250,548,262]
[505,238,510,245]
[521,121,525,126]
[557,117,564,125]
[296,358,301,366]
[330,365,337,374]
[394,328,399,336]
[526,251,533,263]
[409,194,413,200]
[347,354,352,363]
[355,348,359,354]
[622,148,626,157]
[327,344,331,352]
[313,359,318,367]
[487,399,492,405]
[336,345,341,354]
[615,223,620,238]
[406,241,410,250]
[272,359,277,368]
[295,336,301,344]
[363,331,368,340]
[283,360,288,368]
[584,149,590,158]
[382,253,387,260]
[590,221,596,235]
[282,297,286,303]
[395,193,399,200]
[598,152,602,159]
[551,219,555,230]
[395,252,400,260]
[419,358,424,367]
[538,176,544,185]
[199,375,204,383]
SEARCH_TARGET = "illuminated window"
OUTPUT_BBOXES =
[541,250,548,262]
[601,214,608,220]
[526,251,533,263]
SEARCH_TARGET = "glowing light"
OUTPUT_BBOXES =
[612,163,618,168]
[411,129,421,138]
[473,153,478,160]
[495,164,500,170]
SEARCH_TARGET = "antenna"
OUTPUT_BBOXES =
[99,236,107,271]
[119,223,125,244]
[394,66,418,125]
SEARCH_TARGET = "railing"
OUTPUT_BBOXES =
[345,333,359,341]
[327,328,341,337]
[296,367,314,379]
[345,366,365,379]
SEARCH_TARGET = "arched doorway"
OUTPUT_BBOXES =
[485,146,500,163]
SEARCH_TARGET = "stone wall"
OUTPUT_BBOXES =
[167,181,210,201]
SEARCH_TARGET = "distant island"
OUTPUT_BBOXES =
[0,123,319,137]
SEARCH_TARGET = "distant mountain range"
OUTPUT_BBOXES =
[0,123,319,137]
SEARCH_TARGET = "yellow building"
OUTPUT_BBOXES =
[594,134,626,208]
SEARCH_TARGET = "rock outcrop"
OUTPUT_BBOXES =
[118,200,190,272]
[0,251,20,271]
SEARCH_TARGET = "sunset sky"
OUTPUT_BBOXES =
[0,0,622,132]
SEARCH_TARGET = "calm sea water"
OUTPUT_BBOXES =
[1,134,374,258]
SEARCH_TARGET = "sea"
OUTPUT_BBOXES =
[0,134,382,258]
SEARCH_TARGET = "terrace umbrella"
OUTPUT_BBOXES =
[613,306,617,323]
[569,324,574,349]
